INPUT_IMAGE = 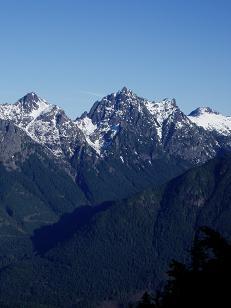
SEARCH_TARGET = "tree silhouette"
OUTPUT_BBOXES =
[137,226,231,307]
[137,291,155,307]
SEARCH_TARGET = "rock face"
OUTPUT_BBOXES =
[0,88,231,202]
[0,120,25,165]
[0,119,47,169]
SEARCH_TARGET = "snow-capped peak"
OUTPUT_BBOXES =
[0,93,85,158]
[75,116,100,154]
[16,92,49,112]
[189,107,220,117]
[0,92,50,125]
[77,88,185,154]
[188,107,231,135]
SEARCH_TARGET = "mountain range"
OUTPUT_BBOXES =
[0,88,230,307]
[1,88,230,162]
[1,88,231,203]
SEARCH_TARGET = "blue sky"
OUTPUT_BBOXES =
[0,0,230,118]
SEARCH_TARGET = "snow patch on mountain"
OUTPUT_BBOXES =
[145,99,177,121]
[144,99,177,139]
[27,100,50,120]
[75,117,100,154]
[189,107,231,135]
[76,117,97,136]
[75,115,121,155]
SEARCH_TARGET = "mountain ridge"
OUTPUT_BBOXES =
[0,88,231,203]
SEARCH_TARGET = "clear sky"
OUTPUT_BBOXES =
[0,0,230,118]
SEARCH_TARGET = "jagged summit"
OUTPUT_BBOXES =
[189,107,220,117]
[20,92,41,102]
[117,86,135,96]
[99,87,137,103]
[76,89,195,157]
[87,88,177,115]
[17,92,47,105]
[13,92,49,115]
[120,86,129,93]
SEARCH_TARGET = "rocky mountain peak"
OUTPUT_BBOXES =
[76,89,192,158]
[189,107,220,117]
[117,86,135,97]
[121,86,129,92]
[15,92,49,113]
[21,92,40,103]
[0,93,86,158]
[87,88,140,123]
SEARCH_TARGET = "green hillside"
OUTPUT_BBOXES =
[0,155,230,307]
